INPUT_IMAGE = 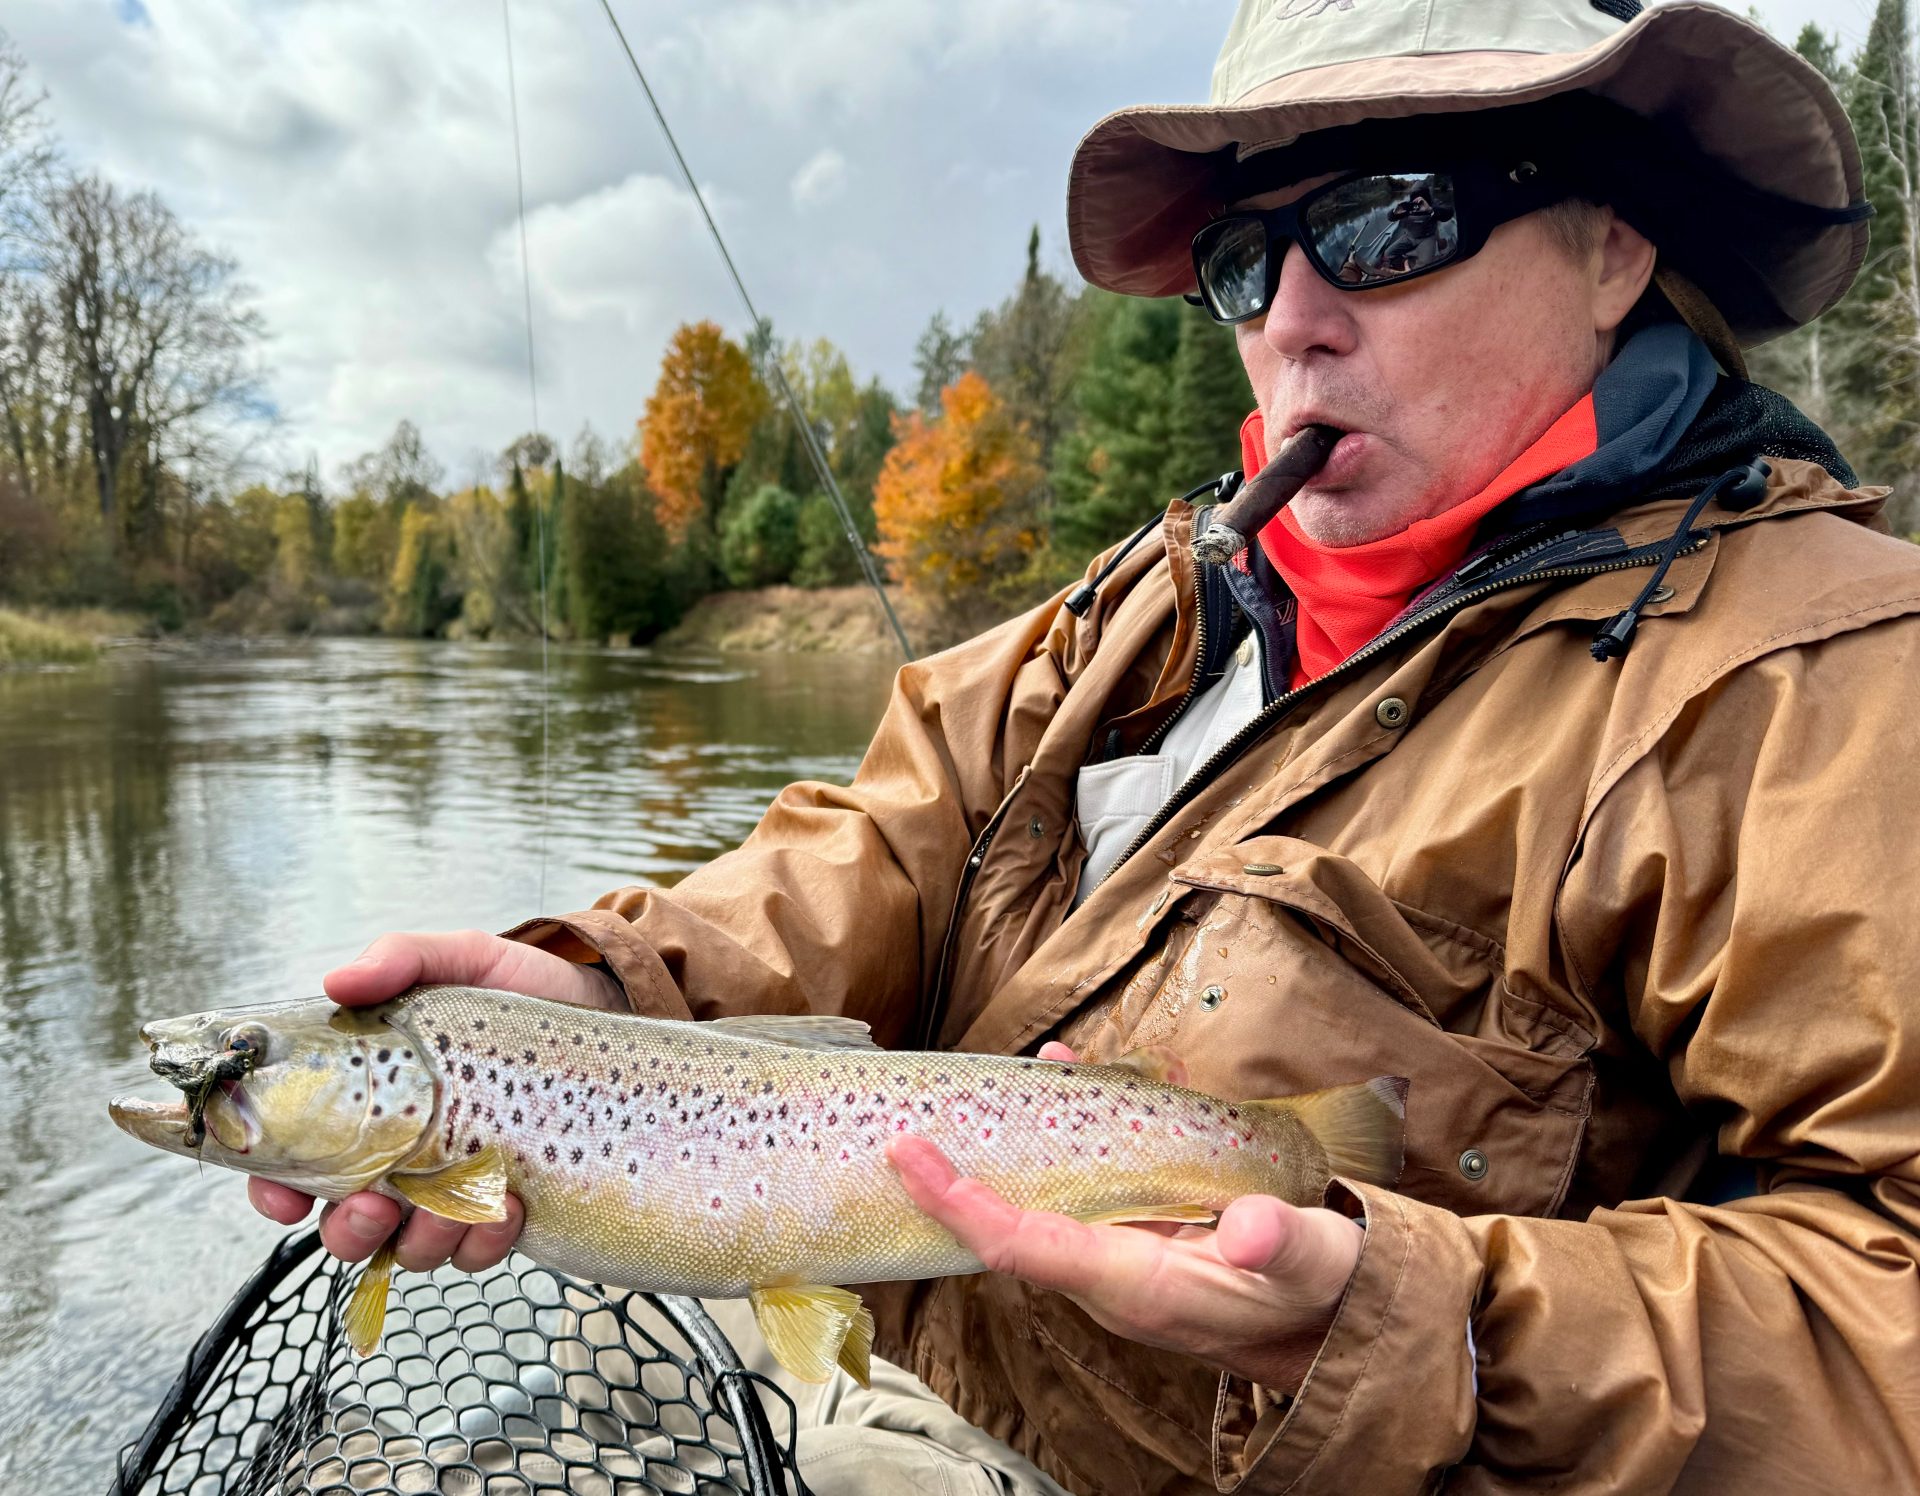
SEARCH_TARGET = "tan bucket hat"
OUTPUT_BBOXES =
[1067,0,1869,348]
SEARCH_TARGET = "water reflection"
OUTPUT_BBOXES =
[0,638,896,1491]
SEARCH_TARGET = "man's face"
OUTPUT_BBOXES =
[1232,172,1645,548]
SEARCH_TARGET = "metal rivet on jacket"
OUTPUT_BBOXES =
[1458,1148,1489,1181]
[1200,985,1225,1010]
[1027,816,1046,839]
[1243,862,1283,876]
[1376,696,1411,729]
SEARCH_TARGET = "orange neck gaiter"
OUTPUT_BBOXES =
[1241,402,1600,688]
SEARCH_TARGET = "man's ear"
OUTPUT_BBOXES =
[1593,212,1658,335]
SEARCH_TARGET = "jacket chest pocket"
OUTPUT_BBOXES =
[1059,838,1593,1221]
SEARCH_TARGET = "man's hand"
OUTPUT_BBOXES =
[884,1042,1363,1393]
[247,929,623,1273]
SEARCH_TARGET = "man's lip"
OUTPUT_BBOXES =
[1281,415,1354,442]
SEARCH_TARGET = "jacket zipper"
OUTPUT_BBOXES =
[1092,538,1706,893]
[1136,556,1210,756]
[920,766,1029,1048]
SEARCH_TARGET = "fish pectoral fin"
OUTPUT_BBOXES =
[706,1015,880,1052]
[391,1143,510,1223]
[344,1242,397,1357]
[1110,1044,1189,1087]
[1070,1203,1216,1228]
[1256,1076,1408,1188]
[748,1284,872,1387]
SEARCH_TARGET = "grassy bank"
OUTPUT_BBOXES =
[0,608,102,665]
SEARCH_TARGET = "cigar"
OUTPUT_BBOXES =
[1191,424,1341,566]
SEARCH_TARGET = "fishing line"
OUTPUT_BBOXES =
[502,0,553,910]
[591,0,915,662]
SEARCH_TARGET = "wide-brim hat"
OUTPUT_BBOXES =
[1067,0,1869,348]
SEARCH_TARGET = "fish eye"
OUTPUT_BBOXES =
[224,1024,269,1062]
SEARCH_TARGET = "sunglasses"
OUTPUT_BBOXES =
[1189,161,1563,324]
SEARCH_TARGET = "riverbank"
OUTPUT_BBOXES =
[656,585,909,655]
[0,606,141,665]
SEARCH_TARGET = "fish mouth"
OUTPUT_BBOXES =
[109,1093,195,1149]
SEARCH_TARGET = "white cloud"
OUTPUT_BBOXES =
[789,148,848,209]
[0,0,1234,482]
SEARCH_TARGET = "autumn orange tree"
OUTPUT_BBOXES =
[639,321,767,540]
[873,371,1043,628]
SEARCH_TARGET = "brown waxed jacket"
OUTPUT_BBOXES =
[511,458,1920,1494]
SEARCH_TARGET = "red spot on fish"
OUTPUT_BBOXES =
[981,1127,993,1140]
[710,1196,722,1210]
[1130,1120,1143,1132]
[1270,1152,1280,1162]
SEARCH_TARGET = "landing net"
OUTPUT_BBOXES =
[111,1230,806,1495]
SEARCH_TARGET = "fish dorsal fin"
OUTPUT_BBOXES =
[748,1284,873,1387]
[1252,1076,1407,1187]
[1070,1202,1216,1228]
[707,1015,880,1052]
[1110,1044,1188,1087]
[344,1241,397,1357]
[391,1143,509,1223]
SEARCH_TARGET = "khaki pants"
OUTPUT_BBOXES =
[702,1297,1071,1496]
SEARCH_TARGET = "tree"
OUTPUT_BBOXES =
[36,174,264,545]
[873,371,1043,629]
[970,226,1086,514]
[383,504,455,636]
[913,310,969,415]
[719,483,802,589]
[639,321,766,540]
[1050,293,1186,560]
[1162,306,1252,488]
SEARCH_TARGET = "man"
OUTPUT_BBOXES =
[253,1,1920,1491]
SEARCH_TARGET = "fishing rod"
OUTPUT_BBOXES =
[501,0,553,911]
[591,0,915,662]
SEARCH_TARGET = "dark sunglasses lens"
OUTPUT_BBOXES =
[1194,216,1271,321]
[1304,171,1459,286]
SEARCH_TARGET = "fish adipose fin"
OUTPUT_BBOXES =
[391,1143,510,1223]
[1111,1044,1188,1087]
[344,1241,398,1357]
[749,1284,874,1388]
[707,1015,880,1052]
[1260,1076,1408,1187]
[1071,1203,1217,1228]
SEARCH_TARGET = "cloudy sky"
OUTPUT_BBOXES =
[1,0,1880,487]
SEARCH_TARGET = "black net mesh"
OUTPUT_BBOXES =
[111,1231,807,1496]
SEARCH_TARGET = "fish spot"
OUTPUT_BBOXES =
[403,1050,414,1060]
[371,1105,383,1117]
[403,1105,417,1118]
[710,1195,723,1210]
[628,1161,638,1175]
[601,1142,612,1157]
[571,1034,583,1045]
[376,1048,392,1063]
[570,1147,583,1164]
[474,1019,486,1031]
[350,1055,364,1068]
[435,1034,451,1054]
[512,1109,523,1124]
[539,1019,550,1031]
[765,1134,775,1148]
[353,1092,364,1103]
[466,1138,482,1156]
[543,1144,557,1163]
[599,1041,610,1053]
[460,1064,476,1082]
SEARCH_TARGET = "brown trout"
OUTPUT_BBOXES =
[110,986,1404,1385]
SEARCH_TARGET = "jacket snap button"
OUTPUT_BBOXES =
[1149,890,1170,916]
[1375,697,1410,729]
[1242,863,1283,876]
[1200,985,1225,1010]
[1646,584,1676,604]
[1027,816,1046,839]
[1458,1148,1489,1181]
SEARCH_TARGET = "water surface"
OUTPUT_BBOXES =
[0,637,897,1491]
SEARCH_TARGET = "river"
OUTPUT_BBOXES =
[0,637,898,1493]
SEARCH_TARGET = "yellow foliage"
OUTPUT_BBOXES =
[873,371,1043,605]
[639,321,767,540]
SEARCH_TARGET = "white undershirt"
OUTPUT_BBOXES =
[1072,629,1268,906]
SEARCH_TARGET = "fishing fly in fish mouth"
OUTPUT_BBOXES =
[111,984,1404,1387]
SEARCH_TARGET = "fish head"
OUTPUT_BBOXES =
[110,998,437,1198]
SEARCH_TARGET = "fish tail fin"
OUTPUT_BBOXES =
[1256,1076,1407,1187]
[749,1284,873,1389]
[343,1240,398,1357]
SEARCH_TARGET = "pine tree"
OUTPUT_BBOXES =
[1161,306,1253,492]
